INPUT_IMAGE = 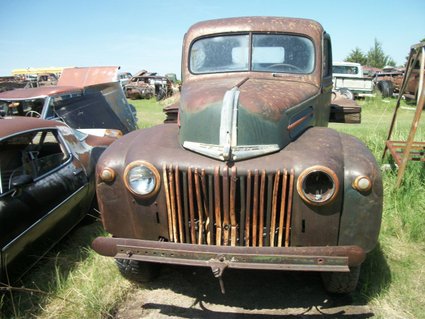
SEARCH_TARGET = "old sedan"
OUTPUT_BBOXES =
[0,117,118,284]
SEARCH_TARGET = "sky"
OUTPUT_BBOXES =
[0,0,424,79]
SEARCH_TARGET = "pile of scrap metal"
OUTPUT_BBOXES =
[0,73,59,93]
[371,67,404,99]
[124,70,175,101]
[0,66,138,135]
[0,76,28,93]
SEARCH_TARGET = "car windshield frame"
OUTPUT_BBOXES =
[189,33,315,75]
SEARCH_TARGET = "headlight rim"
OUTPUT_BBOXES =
[296,165,339,206]
[123,160,160,198]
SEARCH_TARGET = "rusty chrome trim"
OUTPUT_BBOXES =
[182,141,280,162]
[296,165,339,206]
[92,237,366,272]
[287,110,314,131]
[123,160,160,199]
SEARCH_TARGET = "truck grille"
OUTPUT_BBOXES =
[163,164,295,247]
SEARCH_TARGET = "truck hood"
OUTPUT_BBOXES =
[179,76,319,161]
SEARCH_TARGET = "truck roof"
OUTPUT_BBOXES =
[185,16,324,41]
[182,16,326,83]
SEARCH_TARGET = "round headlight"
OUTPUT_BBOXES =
[124,161,160,198]
[297,166,339,206]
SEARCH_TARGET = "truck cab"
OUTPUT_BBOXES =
[332,62,374,98]
[93,17,382,294]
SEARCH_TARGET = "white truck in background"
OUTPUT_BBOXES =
[332,62,374,99]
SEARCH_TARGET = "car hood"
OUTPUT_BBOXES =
[178,76,320,161]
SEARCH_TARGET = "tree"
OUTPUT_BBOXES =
[345,47,367,65]
[366,39,396,68]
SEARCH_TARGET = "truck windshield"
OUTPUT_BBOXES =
[190,33,314,74]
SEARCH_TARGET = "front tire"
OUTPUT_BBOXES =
[321,266,360,294]
[116,259,160,283]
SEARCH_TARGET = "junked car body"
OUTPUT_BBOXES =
[332,62,374,99]
[0,67,138,134]
[92,17,382,294]
[0,117,118,283]
[118,72,132,88]
[124,70,173,101]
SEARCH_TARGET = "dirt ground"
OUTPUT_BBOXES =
[114,264,374,319]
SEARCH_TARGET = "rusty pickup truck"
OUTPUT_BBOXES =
[92,17,383,294]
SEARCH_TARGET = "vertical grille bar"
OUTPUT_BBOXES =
[182,171,190,243]
[163,163,174,242]
[265,173,273,246]
[200,169,211,245]
[270,170,281,247]
[187,167,196,244]
[230,166,237,246]
[168,165,178,242]
[245,170,252,247]
[163,165,294,248]
[222,167,230,246]
[214,167,222,246]
[252,169,259,247]
[239,175,246,246]
[258,170,266,247]
[174,165,184,243]
[208,174,214,245]
[277,169,288,247]
[194,168,204,244]
[285,169,295,247]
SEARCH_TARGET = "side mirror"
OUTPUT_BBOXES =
[11,174,33,188]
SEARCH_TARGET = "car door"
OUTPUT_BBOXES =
[0,128,89,282]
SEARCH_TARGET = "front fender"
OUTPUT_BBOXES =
[338,133,383,252]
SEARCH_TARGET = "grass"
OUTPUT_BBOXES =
[1,95,424,318]
[129,96,175,128]
[0,223,132,319]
